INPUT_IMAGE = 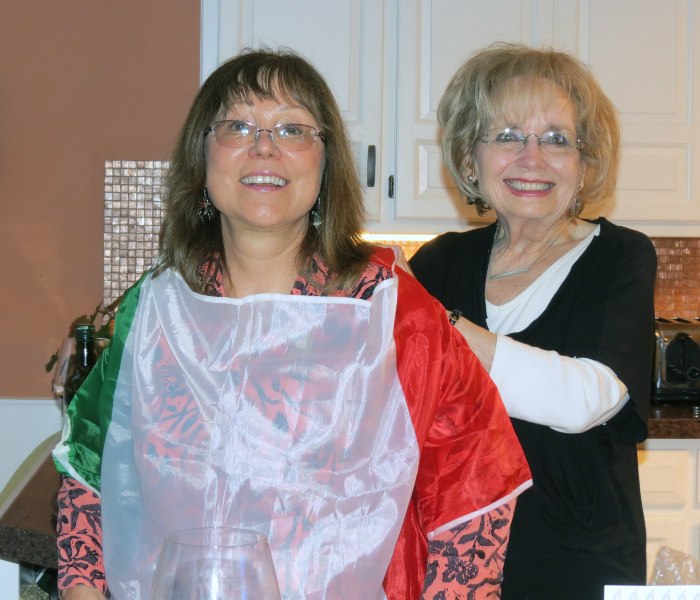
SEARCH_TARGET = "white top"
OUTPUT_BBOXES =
[487,225,630,434]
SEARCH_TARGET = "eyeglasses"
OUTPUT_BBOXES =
[205,119,326,151]
[479,127,584,154]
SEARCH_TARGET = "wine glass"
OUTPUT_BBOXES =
[150,527,281,600]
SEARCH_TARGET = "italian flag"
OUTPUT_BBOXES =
[54,248,531,599]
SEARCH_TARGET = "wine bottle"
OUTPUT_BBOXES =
[64,323,97,407]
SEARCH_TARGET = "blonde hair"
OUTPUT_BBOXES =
[438,42,619,215]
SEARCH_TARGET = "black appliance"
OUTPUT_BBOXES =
[652,317,700,402]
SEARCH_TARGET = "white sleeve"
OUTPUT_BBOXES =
[489,335,629,434]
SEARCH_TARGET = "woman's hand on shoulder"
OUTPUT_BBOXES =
[446,308,497,372]
[60,586,108,600]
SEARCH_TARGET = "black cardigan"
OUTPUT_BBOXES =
[410,217,657,599]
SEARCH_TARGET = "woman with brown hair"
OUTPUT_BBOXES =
[54,48,530,599]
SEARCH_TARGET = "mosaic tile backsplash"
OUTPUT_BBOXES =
[104,161,700,317]
[652,238,700,318]
[104,160,168,305]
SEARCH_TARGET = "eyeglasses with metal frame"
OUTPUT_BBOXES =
[479,127,584,154]
[205,119,326,152]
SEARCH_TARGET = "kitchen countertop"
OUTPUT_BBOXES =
[0,433,60,570]
[1,405,700,572]
[648,402,700,438]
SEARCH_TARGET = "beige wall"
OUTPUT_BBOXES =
[0,3,200,397]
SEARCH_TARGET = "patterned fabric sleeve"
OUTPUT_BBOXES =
[56,475,108,594]
[422,502,515,599]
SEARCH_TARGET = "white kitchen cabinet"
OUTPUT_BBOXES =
[639,438,700,582]
[580,0,700,237]
[201,0,700,236]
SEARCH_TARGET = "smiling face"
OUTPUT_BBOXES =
[205,95,325,237]
[474,78,586,228]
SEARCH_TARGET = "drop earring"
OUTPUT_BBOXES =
[570,197,582,217]
[198,187,214,223]
[310,197,322,230]
[466,174,479,205]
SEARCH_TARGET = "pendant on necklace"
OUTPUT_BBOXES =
[487,221,561,280]
[488,264,532,280]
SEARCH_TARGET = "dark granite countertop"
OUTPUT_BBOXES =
[1,405,700,571]
[0,434,60,570]
[648,402,700,439]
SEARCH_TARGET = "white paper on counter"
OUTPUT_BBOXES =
[605,585,700,599]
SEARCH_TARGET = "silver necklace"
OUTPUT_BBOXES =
[487,222,560,280]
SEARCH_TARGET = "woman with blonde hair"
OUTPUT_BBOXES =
[411,43,656,599]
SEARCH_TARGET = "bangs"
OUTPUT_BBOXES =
[219,60,323,122]
[487,77,577,131]
[226,65,286,104]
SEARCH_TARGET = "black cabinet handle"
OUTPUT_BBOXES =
[388,175,394,198]
[367,145,376,187]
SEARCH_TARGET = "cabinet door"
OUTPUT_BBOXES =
[639,439,700,583]
[200,0,385,222]
[576,0,700,236]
